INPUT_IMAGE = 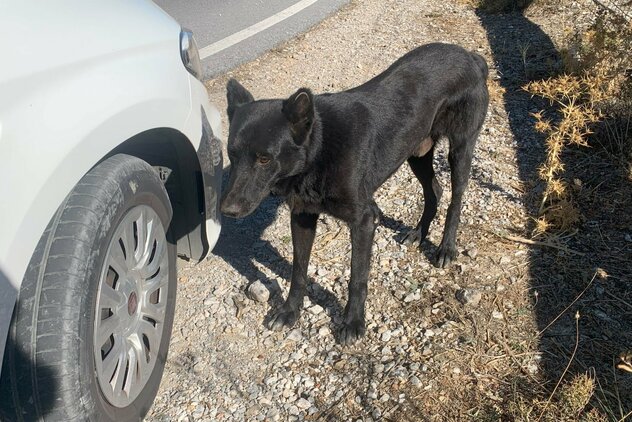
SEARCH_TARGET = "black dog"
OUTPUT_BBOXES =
[221,43,489,345]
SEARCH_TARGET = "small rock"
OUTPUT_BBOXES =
[191,404,205,419]
[381,330,392,342]
[465,248,478,259]
[246,281,269,303]
[492,310,504,319]
[456,288,482,307]
[245,405,259,419]
[287,329,303,342]
[410,375,422,386]
[296,398,311,410]
[333,360,346,370]
[499,256,511,265]
[308,304,324,315]
[266,408,280,421]
[318,326,330,337]
[403,290,421,303]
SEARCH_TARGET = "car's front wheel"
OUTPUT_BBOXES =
[0,154,176,421]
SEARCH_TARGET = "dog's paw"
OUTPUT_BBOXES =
[339,319,366,346]
[435,243,458,268]
[267,307,300,331]
[402,228,422,246]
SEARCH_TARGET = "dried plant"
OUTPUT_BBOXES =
[525,73,605,233]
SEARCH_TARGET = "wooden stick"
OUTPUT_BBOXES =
[501,234,585,256]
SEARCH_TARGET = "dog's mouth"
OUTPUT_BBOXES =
[220,193,264,219]
[220,201,255,219]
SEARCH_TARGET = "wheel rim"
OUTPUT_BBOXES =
[93,205,169,408]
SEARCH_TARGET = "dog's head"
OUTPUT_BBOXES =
[220,79,316,218]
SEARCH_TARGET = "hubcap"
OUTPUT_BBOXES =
[93,205,169,408]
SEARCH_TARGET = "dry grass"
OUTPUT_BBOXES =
[524,73,606,233]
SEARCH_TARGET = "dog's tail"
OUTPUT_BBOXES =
[471,52,489,80]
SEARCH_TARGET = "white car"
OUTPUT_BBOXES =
[0,2,223,420]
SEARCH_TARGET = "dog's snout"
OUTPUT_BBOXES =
[220,199,243,218]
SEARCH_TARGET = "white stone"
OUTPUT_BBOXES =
[246,281,270,303]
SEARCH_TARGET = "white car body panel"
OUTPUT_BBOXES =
[0,0,222,377]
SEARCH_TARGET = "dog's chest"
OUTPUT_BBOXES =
[286,191,356,223]
[286,192,324,215]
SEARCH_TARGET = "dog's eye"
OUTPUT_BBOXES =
[256,155,271,165]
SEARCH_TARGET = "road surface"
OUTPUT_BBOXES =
[154,0,349,79]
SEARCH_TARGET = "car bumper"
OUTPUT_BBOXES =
[197,105,223,252]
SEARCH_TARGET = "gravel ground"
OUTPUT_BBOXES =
[147,0,632,420]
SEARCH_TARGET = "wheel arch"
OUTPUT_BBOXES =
[105,128,209,262]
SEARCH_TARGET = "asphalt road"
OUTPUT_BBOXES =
[154,0,349,79]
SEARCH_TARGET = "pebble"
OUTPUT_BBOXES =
[318,326,331,337]
[455,288,483,307]
[308,304,324,315]
[296,398,311,410]
[381,330,392,342]
[287,329,303,342]
[403,290,421,302]
[246,281,270,303]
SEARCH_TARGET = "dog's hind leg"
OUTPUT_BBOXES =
[403,145,443,246]
[436,133,476,268]
[340,203,379,345]
[268,212,318,331]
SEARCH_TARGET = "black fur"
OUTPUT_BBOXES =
[221,43,489,345]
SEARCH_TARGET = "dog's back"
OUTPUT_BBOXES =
[314,43,489,194]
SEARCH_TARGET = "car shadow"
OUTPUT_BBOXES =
[211,168,345,333]
[477,1,632,415]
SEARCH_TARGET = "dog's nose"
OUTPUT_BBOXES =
[220,200,243,218]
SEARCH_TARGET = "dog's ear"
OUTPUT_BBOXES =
[282,88,314,144]
[226,78,254,122]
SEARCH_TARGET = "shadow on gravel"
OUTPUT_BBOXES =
[380,214,438,264]
[478,2,632,416]
[0,270,58,420]
[212,168,344,330]
[0,335,58,419]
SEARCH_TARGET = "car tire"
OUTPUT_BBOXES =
[0,154,176,421]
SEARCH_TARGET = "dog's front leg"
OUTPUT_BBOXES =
[268,212,318,331]
[340,206,378,345]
